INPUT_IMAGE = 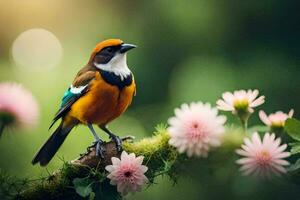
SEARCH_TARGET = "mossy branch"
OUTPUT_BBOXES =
[1,125,244,200]
[14,125,180,200]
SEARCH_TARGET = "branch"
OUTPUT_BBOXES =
[71,136,135,168]
[16,125,179,200]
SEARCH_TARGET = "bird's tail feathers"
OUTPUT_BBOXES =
[32,122,74,166]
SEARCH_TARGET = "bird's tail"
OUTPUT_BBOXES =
[32,121,74,166]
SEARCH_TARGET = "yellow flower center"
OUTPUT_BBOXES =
[271,121,284,128]
[233,99,249,110]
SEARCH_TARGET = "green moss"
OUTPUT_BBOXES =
[16,163,85,200]
[124,124,180,183]
[123,124,171,155]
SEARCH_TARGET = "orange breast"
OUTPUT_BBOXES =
[68,72,135,125]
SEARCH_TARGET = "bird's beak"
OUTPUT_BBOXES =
[119,43,137,53]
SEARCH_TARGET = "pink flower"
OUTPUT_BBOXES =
[0,82,39,132]
[259,110,294,128]
[105,151,148,196]
[217,89,265,113]
[168,102,226,157]
[236,132,290,178]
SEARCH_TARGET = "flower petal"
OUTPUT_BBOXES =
[249,96,265,107]
[259,110,271,126]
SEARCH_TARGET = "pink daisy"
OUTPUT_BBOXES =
[236,132,290,178]
[0,82,39,134]
[105,151,148,196]
[259,109,294,129]
[217,89,265,113]
[168,102,226,157]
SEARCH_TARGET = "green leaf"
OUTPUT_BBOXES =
[288,159,300,173]
[289,142,300,155]
[287,159,300,185]
[73,177,93,198]
[285,118,300,141]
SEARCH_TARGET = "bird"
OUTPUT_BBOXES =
[32,39,137,166]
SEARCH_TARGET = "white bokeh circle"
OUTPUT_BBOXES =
[12,28,62,70]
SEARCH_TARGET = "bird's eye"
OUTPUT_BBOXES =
[106,47,113,53]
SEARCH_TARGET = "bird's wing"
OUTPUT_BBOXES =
[49,71,96,129]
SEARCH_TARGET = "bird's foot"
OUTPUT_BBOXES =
[93,139,105,158]
[110,134,122,152]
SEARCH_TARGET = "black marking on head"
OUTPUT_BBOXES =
[94,45,122,64]
[99,69,132,90]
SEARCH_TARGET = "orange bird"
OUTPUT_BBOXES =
[32,39,137,166]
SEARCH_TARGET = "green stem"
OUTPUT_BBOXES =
[0,120,5,138]
[236,110,249,134]
[242,119,248,134]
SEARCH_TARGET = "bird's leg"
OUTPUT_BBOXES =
[100,125,122,152]
[87,123,105,158]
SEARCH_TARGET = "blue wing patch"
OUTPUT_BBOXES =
[61,89,77,108]
[61,85,88,108]
[49,85,88,129]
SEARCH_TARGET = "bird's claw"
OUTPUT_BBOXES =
[110,135,122,152]
[94,140,105,158]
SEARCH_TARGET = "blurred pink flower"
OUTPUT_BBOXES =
[259,110,294,128]
[168,102,226,157]
[217,89,265,113]
[236,132,290,178]
[0,82,39,131]
[105,151,148,196]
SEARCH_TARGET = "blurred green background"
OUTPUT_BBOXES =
[0,0,300,199]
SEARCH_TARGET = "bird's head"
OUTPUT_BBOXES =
[89,39,136,79]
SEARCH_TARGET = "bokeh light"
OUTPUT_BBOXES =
[11,28,62,70]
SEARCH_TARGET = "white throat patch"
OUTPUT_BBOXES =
[94,53,131,80]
